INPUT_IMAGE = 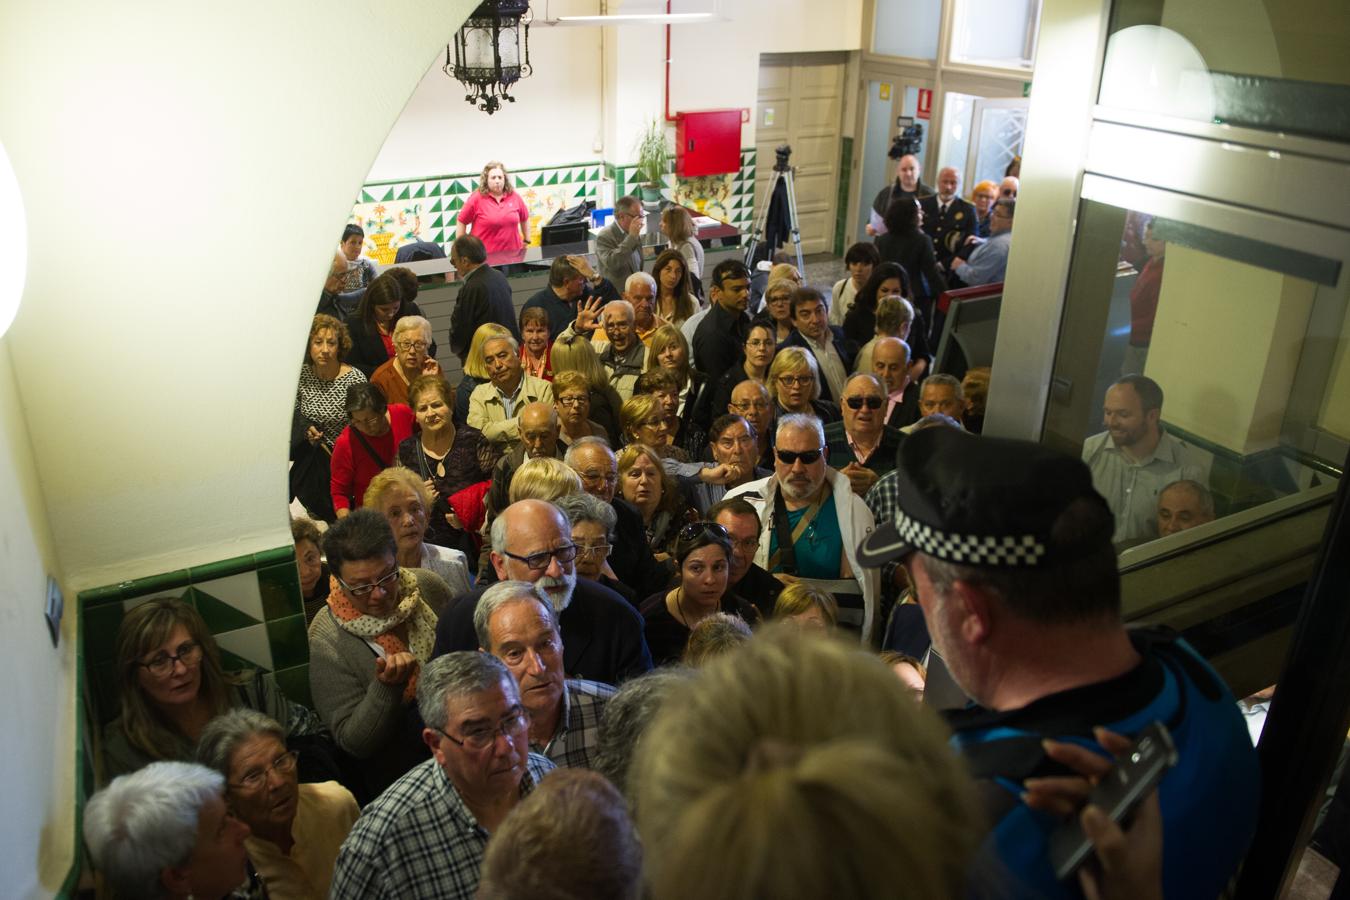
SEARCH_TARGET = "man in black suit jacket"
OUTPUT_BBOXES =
[430,499,653,684]
[448,234,519,362]
[692,260,753,385]
[919,167,976,269]
[872,336,921,429]
[777,287,857,404]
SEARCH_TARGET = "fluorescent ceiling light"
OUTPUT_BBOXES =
[542,12,718,24]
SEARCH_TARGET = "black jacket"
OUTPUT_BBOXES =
[875,229,947,303]
[449,264,519,362]
[344,300,433,378]
[919,195,977,266]
[610,498,673,601]
[692,303,751,386]
[431,578,654,684]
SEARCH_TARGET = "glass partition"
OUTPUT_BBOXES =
[1099,0,1350,142]
[872,0,942,61]
[949,0,1040,70]
[1041,193,1347,553]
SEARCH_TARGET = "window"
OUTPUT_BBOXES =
[872,0,942,60]
[949,0,1041,71]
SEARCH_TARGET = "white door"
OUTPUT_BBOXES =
[755,53,846,256]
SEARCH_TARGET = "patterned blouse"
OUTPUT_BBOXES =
[296,365,368,444]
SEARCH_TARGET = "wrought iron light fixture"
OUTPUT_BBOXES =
[444,0,533,115]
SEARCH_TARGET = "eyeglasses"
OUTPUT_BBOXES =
[777,375,812,387]
[730,400,769,411]
[139,641,204,679]
[557,396,588,407]
[501,543,578,572]
[395,340,429,351]
[678,521,731,543]
[844,396,884,410]
[230,750,300,792]
[577,469,618,485]
[432,708,529,751]
[639,419,667,430]
[336,567,400,597]
[745,339,775,349]
[776,448,824,465]
[575,541,613,560]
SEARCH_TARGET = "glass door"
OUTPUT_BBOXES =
[855,74,935,240]
[964,97,1028,188]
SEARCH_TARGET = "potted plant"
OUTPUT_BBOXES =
[634,118,672,205]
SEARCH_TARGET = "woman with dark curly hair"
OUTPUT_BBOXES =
[292,313,367,521]
[639,521,758,665]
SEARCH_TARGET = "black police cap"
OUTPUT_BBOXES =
[857,427,1113,570]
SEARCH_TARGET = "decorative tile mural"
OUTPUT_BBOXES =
[80,546,311,743]
[350,150,757,262]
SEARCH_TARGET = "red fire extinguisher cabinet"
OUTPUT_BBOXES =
[675,109,742,177]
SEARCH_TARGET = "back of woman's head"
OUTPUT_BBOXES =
[633,625,980,900]
[883,198,921,235]
[551,332,608,389]
[509,456,584,504]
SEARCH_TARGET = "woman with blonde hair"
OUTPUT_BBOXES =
[761,277,797,343]
[618,443,692,559]
[551,329,623,445]
[102,598,326,780]
[660,205,704,282]
[651,249,699,327]
[508,456,584,504]
[369,314,440,406]
[455,322,512,422]
[621,393,678,457]
[853,294,915,376]
[363,466,472,597]
[455,160,530,253]
[772,581,839,630]
[768,345,840,423]
[633,625,983,900]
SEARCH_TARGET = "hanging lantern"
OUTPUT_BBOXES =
[444,0,533,115]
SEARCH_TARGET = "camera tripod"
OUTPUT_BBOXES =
[744,144,805,277]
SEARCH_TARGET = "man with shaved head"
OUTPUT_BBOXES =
[867,153,934,236]
[920,166,976,268]
[432,499,653,684]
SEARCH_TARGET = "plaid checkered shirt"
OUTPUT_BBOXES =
[865,469,904,587]
[534,678,616,770]
[330,752,555,900]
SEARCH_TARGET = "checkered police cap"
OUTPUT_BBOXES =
[857,427,1113,570]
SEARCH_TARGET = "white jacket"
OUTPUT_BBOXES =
[725,468,880,643]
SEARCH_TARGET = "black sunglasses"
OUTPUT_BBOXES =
[678,521,731,543]
[845,396,883,410]
[776,448,824,465]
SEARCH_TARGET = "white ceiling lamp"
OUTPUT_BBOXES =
[0,139,26,340]
[537,0,721,27]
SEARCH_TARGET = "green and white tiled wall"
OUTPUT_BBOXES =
[349,149,757,264]
[79,546,312,740]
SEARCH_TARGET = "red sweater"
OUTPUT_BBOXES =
[330,404,415,512]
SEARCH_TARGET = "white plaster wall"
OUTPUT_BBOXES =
[0,1,469,891]
[369,0,865,182]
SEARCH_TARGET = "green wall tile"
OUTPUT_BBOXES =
[187,553,257,583]
[89,660,121,727]
[80,584,125,607]
[257,562,303,621]
[195,589,260,632]
[253,546,294,567]
[84,604,126,665]
[117,569,192,600]
[273,665,313,709]
[266,615,309,670]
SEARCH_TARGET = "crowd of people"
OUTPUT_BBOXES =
[82,162,1260,899]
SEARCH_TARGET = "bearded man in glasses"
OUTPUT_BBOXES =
[825,373,903,497]
[725,414,880,644]
[431,499,653,685]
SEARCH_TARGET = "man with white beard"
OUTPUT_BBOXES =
[725,414,880,644]
[431,499,652,684]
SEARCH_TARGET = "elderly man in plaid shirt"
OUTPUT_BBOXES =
[330,652,554,899]
[475,580,616,769]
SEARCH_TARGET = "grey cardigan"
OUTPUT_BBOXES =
[307,568,454,760]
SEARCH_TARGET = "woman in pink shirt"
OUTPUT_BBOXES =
[455,160,531,254]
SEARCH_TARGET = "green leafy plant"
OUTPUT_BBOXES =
[634,118,673,189]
